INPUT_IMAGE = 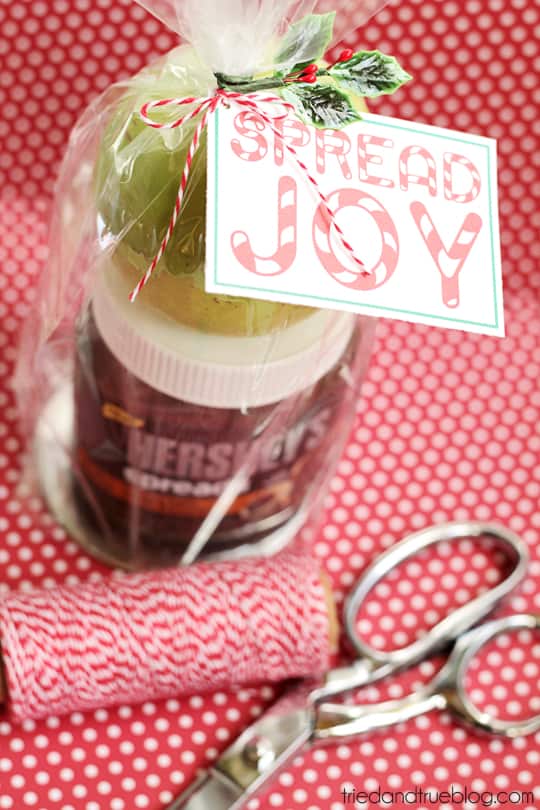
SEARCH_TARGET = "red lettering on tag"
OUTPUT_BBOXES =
[232,111,268,162]
[400,145,437,196]
[358,135,395,188]
[231,177,297,275]
[273,118,311,167]
[313,188,399,290]
[444,152,482,203]
[315,129,353,180]
[410,201,483,308]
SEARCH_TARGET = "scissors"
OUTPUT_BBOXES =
[167,521,539,810]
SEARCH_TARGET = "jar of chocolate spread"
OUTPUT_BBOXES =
[73,262,369,568]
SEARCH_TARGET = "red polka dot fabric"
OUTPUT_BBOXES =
[0,0,539,808]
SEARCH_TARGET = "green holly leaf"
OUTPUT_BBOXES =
[275,12,335,70]
[282,83,362,130]
[329,50,412,98]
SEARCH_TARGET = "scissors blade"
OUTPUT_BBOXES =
[309,659,391,702]
[166,706,312,810]
[165,771,244,810]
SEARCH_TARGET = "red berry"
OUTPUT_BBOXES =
[303,63,319,75]
[338,48,354,62]
[301,74,318,84]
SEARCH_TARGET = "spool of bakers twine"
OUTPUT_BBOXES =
[0,551,334,722]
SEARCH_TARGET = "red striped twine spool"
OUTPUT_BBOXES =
[0,551,335,722]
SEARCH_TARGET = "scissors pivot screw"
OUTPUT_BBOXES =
[243,736,276,771]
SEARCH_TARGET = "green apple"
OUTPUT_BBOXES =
[95,47,314,335]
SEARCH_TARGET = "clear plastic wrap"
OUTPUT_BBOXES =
[15,0,385,569]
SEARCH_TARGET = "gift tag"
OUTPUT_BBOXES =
[205,109,504,336]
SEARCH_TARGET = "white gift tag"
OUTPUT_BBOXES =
[205,108,504,336]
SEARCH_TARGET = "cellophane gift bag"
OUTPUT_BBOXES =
[14,0,409,570]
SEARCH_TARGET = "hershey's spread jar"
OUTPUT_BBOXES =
[73,262,367,568]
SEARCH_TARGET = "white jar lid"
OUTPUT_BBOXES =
[92,263,356,409]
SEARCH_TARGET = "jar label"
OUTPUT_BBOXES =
[77,403,333,519]
[74,315,354,553]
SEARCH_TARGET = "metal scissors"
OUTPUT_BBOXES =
[167,521,539,810]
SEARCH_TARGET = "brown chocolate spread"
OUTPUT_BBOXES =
[73,308,360,568]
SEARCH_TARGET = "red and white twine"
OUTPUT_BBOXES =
[130,88,368,301]
[0,551,332,722]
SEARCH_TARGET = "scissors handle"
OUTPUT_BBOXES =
[343,521,528,678]
[315,613,540,740]
[315,684,446,739]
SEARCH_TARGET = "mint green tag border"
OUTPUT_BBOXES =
[212,109,500,331]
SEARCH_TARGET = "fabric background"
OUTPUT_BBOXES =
[0,0,539,808]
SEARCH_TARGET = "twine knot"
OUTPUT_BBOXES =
[130,87,367,302]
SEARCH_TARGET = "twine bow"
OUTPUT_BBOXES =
[130,88,367,302]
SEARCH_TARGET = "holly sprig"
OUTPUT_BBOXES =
[215,13,412,130]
